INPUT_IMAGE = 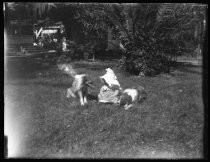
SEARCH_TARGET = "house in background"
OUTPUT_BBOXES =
[4,2,123,59]
[33,20,65,49]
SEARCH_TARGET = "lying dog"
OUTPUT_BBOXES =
[118,86,147,110]
[58,64,94,106]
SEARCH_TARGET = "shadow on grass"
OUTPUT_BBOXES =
[87,94,98,102]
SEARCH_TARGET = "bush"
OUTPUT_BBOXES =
[118,46,170,76]
[115,27,171,76]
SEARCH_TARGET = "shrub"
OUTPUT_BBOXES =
[118,35,170,76]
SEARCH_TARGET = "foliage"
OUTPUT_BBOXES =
[118,39,170,76]
[6,3,206,75]
[87,3,205,75]
[105,4,168,75]
[156,3,206,56]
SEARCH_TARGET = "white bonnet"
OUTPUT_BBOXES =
[100,68,121,87]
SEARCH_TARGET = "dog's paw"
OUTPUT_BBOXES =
[81,103,89,109]
[124,104,133,110]
[83,103,88,107]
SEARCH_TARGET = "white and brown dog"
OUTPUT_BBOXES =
[58,64,94,106]
[66,74,94,106]
[118,86,147,110]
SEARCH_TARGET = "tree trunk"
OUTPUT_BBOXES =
[84,52,89,61]
[197,44,201,56]
[107,27,112,50]
[197,43,201,64]
[92,53,95,61]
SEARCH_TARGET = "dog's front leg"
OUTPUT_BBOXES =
[78,91,85,106]
[84,95,88,104]
[83,88,88,105]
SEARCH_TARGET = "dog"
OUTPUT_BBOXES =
[58,64,94,106]
[118,86,147,110]
[66,74,94,106]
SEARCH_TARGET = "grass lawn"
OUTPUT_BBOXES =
[4,59,203,159]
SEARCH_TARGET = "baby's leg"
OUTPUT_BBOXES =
[83,88,88,104]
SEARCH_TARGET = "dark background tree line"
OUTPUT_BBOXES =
[4,3,207,76]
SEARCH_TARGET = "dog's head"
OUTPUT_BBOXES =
[85,79,95,89]
[119,93,132,107]
[75,74,94,89]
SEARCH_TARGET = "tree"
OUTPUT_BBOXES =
[7,3,206,74]
[156,3,206,59]
[82,3,207,75]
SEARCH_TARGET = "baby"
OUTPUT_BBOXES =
[98,68,122,104]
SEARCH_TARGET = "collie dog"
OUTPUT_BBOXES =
[119,86,147,110]
[66,74,94,106]
[58,64,94,106]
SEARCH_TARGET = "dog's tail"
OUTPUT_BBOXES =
[58,64,77,78]
[137,86,147,103]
